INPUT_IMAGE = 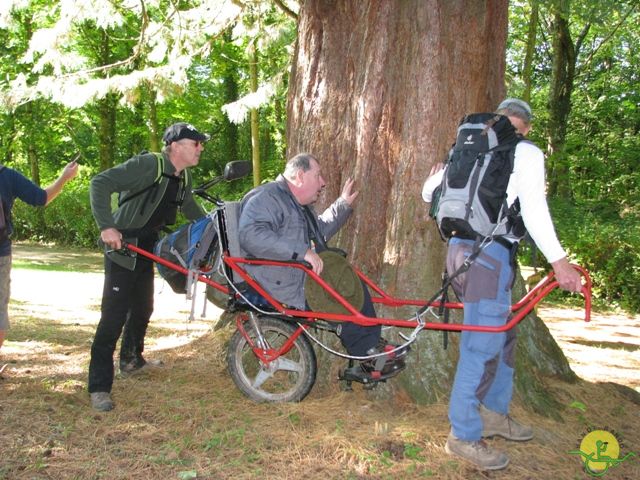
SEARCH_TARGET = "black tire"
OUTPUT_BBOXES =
[227,315,317,402]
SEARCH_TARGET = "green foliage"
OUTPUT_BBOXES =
[0,1,294,253]
[507,0,640,314]
[11,176,99,248]
[550,198,640,312]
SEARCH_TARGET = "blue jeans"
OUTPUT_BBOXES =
[447,238,517,441]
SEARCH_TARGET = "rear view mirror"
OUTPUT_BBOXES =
[224,161,252,181]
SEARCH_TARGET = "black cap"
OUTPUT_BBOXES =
[162,122,210,145]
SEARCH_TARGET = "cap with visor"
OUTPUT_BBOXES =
[497,98,533,122]
[162,122,210,145]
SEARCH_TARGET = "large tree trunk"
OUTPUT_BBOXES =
[287,0,576,411]
[547,0,578,198]
[97,30,117,171]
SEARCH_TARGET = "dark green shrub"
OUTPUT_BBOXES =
[11,181,99,249]
[544,198,640,312]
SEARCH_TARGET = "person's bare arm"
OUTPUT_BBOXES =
[44,161,79,205]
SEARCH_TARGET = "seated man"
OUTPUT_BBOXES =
[237,153,406,379]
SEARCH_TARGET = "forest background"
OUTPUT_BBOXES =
[0,0,638,313]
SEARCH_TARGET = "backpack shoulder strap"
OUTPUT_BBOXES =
[118,153,164,207]
[508,137,529,172]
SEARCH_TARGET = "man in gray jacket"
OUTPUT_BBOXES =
[88,122,207,411]
[238,153,401,368]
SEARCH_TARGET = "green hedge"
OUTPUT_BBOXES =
[545,198,640,312]
[9,172,252,250]
[11,182,99,249]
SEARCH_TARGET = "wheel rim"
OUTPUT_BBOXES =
[234,325,309,401]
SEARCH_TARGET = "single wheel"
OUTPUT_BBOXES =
[227,315,317,402]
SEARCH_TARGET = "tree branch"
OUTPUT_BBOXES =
[272,0,298,20]
[576,2,639,73]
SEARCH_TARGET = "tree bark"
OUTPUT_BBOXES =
[547,0,576,198]
[522,0,539,104]
[287,0,576,410]
[221,29,239,169]
[98,94,117,171]
[96,30,117,171]
[250,40,261,186]
[148,88,161,152]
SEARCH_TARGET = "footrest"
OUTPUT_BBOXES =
[339,361,406,386]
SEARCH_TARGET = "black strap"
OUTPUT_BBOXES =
[416,237,488,333]
[302,206,328,252]
[118,178,161,207]
[439,271,450,350]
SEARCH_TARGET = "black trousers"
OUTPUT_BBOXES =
[337,283,381,356]
[243,281,381,357]
[88,244,155,393]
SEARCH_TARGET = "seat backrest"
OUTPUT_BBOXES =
[222,201,242,282]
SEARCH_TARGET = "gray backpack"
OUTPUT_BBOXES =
[432,113,526,240]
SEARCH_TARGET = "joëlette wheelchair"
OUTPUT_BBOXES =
[123,161,592,403]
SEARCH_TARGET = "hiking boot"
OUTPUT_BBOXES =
[445,432,509,471]
[91,392,114,412]
[119,357,164,377]
[480,405,534,441]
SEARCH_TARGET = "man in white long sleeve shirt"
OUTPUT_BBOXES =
[423,98,582,471]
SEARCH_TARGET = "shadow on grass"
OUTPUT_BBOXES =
[569,339,639,352]
[8,318,96,347]
[8,315,189,348]
[12,242,103,274]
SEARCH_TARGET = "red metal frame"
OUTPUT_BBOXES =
[234,312,309,363]
[125,242,592,334]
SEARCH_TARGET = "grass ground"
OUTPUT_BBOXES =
[1,244,638,479]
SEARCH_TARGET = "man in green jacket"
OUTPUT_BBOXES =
[88,122,207,411]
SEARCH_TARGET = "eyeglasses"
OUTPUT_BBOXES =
[178,139,203,148]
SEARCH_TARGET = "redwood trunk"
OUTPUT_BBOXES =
[287,0,575,407]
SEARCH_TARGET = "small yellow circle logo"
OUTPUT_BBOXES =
[569,428,636,477]
[580,430,620,473]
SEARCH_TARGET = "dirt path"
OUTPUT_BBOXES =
[3,244,219,378]
[539,305,639,390]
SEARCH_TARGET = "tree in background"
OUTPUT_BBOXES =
[508,0,639,199]
[0,0,298,244]
[0,0,297,176]
[508,0,640,310]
